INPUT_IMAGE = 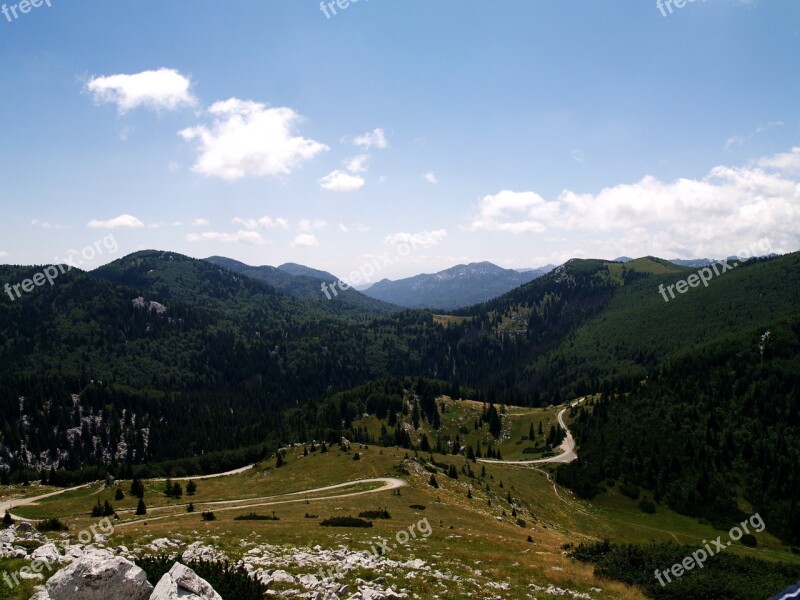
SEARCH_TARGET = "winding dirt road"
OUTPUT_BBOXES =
[478,399,583,466]
[0,464,258,521]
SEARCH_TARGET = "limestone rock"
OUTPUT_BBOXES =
[149,563,221,600]
[44,551,152,600]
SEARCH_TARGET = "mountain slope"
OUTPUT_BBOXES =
[204,255,398,314]
[362,261,554,309]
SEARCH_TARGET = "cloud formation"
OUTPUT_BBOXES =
[86,68,196,113]
[384,229,448,248]
[180,99,328,180]
[87,214,144,229]
[319,169,365,192]
[470,147,800,259]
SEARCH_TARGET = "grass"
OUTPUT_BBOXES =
[1,399,797,599]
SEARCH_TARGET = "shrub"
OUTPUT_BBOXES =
[201,511,216,522]
[234,512,279,521]
[320,516,372,528]
[358,509,391,520]
[3,511,14,526]
[36,518,68,532]
[619,483,640,500]
[114,488,125,501]
[741,533,758,547]
[409,504,426,510]
[429,475,439,488]
[304,513,318,519]
[139,556,269,600]
[639,498,656,514]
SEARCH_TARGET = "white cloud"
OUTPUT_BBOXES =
[87,214,144,229]
[191,218,210,227]
[319,169,365,192]
[148,222,164,229]
[292,233,319,247]
[345,154,370,173]
[470,147,800,258]
[232,216,289,230]
[424,171,438,184]
[298,219,328,232]
[180,98,328,180]
[0,251,8,258]
[353,128,389,150]
[186,230,265,244]
[31,219,66,230]
[757,146,800,174]
[725,136,745,150]
[339,223,350,233]
[571,149,585,163]
[384,229,448,248]
[86,68,196,113]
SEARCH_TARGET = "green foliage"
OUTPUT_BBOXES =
[36,518,68,532]
[233,512,279,521]
[557,317,800,543]
[358,509,391,519]
[320,516,373,528]
[570,540,798,599]
[138,556,269,600]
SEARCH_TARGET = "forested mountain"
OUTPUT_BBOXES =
[362,261,554,309]
[203,255,397,314]
[1,250,798,545]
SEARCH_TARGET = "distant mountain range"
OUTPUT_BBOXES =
[360,262,555,310]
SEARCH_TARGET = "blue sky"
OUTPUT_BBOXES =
[1,0,799,280]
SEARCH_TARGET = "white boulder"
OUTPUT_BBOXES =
[150,563,221,600]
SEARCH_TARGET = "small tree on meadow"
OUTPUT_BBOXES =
[135,499,146,515]
[186,480,197,496]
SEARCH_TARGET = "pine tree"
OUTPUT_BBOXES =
[429,474,439,488]
[135,499,146,515]
[529,423,535,440]
[186,480,197,496]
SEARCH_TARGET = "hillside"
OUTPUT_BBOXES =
[362,262,554,310]
[204,256,398,314]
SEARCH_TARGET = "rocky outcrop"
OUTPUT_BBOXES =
[28,553,223,600]
[35,550,153,600]
[150,563,222,600]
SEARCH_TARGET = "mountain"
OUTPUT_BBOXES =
[361,261,555,310]
[669,257,716,267]
[203,256,398,315]
[277,262,339,281]
[2,250,799,545]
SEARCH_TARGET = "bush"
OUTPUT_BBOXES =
[36,518,68,532]
[639,498,656,514]
[741,533,758,547]
[3,511,14,526]
[233,512,279,521]
[358,509,391,520]
[320,516,372,528]
[138,556,269,600]
[619,483,640,500]
[409,504,426,510]
[114,488,125,501]
[201,511,216,522]
[304,513,318,519]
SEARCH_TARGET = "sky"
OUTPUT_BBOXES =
[1,0,799,281]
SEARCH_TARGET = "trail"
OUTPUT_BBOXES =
[0,464,257,521]
[115,477,406,528]
[478,398,583,466]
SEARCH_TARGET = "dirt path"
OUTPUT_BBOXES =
[0,464,257,521]
[115,477,406,528]
[478,398,583,466]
